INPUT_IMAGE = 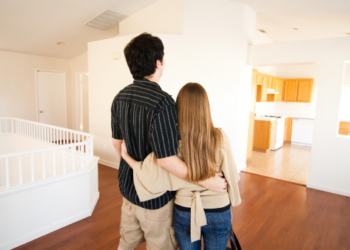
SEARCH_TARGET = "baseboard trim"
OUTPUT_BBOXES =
[291,142,312,147]
[0,192,100,250]
[307,182,350,197]
[99,159,119,169]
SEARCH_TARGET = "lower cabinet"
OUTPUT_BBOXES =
[253,120,276,153]
[284,117,293,142]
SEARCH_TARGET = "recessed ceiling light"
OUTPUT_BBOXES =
[346,33,350,35]
[57,42,65,45]
[258,29,266,33]
[293,28,299,30]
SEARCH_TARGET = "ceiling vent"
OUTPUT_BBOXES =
[86,10,127,30]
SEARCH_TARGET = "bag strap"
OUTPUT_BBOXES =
[229,229,242,250]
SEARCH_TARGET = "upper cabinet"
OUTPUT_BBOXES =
[283,79,298,102]
[274,78,284,102]
[255,71,314,103]
[296,79,313,103]
[283,79,313,103]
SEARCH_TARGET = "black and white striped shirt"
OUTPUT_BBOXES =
[111,79,179,209]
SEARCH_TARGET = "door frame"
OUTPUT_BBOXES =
[75,72,89,131]
[35,69,67,127]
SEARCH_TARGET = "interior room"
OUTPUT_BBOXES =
[1,0,350,249]
[244,63,319,185]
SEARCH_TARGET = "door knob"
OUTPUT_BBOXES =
[40,110,44,113]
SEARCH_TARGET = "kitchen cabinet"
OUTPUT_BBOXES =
[283,79,314,103]
[268,77,274,89]
[284,117,293,142]
[283,80,298,102]
[256,75,268,102]
[297,79,313,103]
[253,120,277,152]
[274,78,284,102]
[269,120,276,150]
[339,121,350,136]
[257,73,263,85]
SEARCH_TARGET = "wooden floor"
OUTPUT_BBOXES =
[15,164,350,250]
[243,144,310,185]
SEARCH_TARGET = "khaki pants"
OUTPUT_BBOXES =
[119,198,178,250]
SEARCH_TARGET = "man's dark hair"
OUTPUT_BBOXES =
[124,33,164,79]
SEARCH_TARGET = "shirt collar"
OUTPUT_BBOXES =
[133,78,161,90]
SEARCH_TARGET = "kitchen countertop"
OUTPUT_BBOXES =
[254,117,277,121]
[255,113,315,120]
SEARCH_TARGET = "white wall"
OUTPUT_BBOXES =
[69,52,88,130]
[256,64,319,118]
[88,0,256,171]
[343,62,350,85]
[119,0,184,36]
[249,36,350,197]
[0,50,71,125]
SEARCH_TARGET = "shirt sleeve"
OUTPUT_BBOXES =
[111,101,123,140]
[220,130,241,207]
[150,104,179,159]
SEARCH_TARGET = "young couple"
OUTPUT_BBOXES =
[111,33,241,250]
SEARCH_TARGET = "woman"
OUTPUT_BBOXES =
[121,83,241,249]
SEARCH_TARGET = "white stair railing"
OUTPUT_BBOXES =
[0,117,95,190]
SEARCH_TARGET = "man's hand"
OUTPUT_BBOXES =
[198,172,227,193]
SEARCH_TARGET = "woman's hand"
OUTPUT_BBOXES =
[198,172,227,193]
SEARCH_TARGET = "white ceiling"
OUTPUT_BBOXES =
[0,0,158,59]
[1,0,349,59]
[234,0,350,43]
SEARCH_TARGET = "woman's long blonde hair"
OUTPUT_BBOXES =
[176,82,222,183]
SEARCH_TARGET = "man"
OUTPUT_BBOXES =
[111,33,227,250]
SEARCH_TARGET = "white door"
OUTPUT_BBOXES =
[37,71,67,128]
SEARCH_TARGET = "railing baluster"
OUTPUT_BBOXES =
[81,144,83,169]
[11,119,14,133]
[53,150,56,176]
[5,158,10,187]
[5,119,8,133]
[60,130,62,145]
[73,146,75,171]
[19,156,22,184]
[63,149,66,174]
[42,152,45,179]
[31,153,34,181]
[56,129,58,145]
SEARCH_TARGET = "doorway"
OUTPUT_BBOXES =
[245,64,319,185]
[75,72,89,133]
[36,70,67,128]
